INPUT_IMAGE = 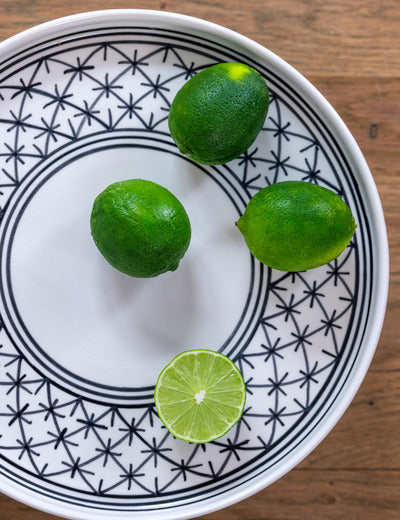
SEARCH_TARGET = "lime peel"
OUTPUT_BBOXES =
[237,181,357,272]
[90,179,191,278]
[168,62,270,165]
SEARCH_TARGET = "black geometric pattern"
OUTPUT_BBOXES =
[0,28,369,512]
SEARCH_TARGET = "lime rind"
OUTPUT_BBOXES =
[237,181,357,272]
[154,349,246,444]
[90,179,191,278]
[168,62,269,166]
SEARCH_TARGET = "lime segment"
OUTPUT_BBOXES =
[154,350,246,443]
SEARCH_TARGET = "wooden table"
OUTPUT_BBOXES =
[0,1,398,518]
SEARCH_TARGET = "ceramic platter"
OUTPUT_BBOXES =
[0,10,389,520]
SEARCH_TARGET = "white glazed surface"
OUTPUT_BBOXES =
[0,9,389,520]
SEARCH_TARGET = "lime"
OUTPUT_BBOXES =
[90,179,191,278]
[168,62,269,165]
[154,350,246,443]
[236,181,356,272]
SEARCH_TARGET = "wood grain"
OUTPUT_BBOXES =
[0,0,399,76]
[0,0,398,519]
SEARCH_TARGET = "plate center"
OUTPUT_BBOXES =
[6,142,251,393]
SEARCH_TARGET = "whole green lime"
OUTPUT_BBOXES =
[90,179,191,278]
[236,181,356,272]
[168,62,270,165]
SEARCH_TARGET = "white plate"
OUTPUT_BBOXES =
[0,9,389,520]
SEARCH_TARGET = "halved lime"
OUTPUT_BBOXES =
[154,350,246,443]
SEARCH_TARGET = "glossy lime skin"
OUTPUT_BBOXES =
[237,181,357,272]
[168,62,270,165]
[90,179,191,278]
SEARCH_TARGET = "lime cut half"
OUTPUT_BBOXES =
[154,350,246,443]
